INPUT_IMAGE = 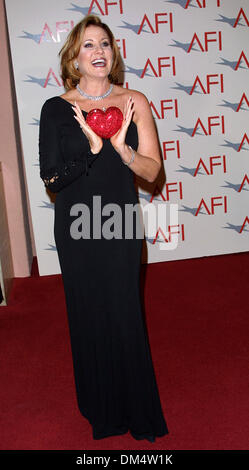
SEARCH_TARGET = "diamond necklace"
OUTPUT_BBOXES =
[76,83,113,101]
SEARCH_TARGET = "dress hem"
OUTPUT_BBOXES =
[78,396,169,442]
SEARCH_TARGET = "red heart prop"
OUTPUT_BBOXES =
[86,106,123,139]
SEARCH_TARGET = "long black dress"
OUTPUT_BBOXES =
[39,95,169,442]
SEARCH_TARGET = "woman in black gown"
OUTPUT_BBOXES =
[39,14,169,443]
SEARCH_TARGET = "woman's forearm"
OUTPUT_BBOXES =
[118,144,161,183]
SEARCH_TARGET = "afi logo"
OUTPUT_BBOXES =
[188,32,222,53]
[88,0,123,15]
[190,74,224,95]
[151,100,179,119]
[39,21,74,43]
[150,183,183,202]
[137,13,173,34]
[194,155,227,176]
[155,224,185,248]
[141,57,176,78]
[192,115,225,137]
[195,196,227,216]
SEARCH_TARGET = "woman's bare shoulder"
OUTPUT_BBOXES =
[114,85,148,101]
[113,86,150,123]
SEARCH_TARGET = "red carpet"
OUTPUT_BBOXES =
[0,252,248,450]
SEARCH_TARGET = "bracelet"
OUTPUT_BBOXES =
[123,145,135,166]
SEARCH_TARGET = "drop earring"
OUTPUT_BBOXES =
[75,61,79,70]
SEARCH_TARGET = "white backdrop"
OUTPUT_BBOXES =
[5,0,249,275]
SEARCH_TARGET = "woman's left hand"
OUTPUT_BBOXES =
[110,96,134,154]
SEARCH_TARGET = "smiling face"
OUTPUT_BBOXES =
[77,25,113,80]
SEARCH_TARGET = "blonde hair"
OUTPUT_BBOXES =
[58,15,122,91]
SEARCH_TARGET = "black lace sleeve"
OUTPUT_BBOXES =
[39,99,99,193]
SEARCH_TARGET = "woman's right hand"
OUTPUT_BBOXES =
[72,101,103,154]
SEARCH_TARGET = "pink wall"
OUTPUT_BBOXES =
[0,0,34,277]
